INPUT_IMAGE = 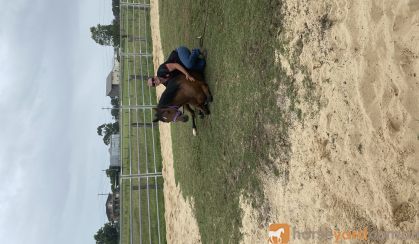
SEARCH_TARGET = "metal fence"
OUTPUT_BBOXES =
[118,0,166,243]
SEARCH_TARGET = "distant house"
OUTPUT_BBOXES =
[109,134,120,168]
[106,53,120,97]
[105,189,120,222]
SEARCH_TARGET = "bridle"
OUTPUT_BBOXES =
[167,105,182,122]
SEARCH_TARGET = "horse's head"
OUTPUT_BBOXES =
[153,106,189,123]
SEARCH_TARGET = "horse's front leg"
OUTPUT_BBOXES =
[184,104,197,136]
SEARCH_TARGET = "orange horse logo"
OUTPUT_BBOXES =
[268,224,290,244]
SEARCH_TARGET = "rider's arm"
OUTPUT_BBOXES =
[165,63,195,81]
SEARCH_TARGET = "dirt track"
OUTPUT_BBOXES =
[240,0,419,243]
[150,1,202,243]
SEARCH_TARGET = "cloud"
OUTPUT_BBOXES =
[0,0,114,243]
[0,0,120,244]
[0,164,25,212]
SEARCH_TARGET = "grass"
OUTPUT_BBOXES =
[157,0,310,242]
[119,1,167,243]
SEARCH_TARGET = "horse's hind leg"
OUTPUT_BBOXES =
[198,110,205,119]
[184,104,197,135]
[197,104,210,115]
[201,83,213,104]
[203,103,210,114]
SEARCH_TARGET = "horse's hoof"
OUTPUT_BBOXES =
[192,128,197,136]
[205,95,213,105]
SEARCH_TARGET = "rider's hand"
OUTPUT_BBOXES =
[186,74,196,82]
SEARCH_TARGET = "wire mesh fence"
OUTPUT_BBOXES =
[118,0,166,243]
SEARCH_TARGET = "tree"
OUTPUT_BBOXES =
[90,24,119,47]
[94,222,119,244]
[112,0,120,21]
[106,167,120,191]
[97,122,119,145]
[111,19,120,46]
[110,97,120,120]
[111,109,119,120]
[110,97,120,107]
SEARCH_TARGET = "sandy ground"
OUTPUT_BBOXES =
[241,0,419,243]
[149,1,202,243]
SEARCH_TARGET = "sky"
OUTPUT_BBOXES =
[0,0,116,243]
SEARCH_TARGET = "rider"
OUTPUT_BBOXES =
[147,46,206,87]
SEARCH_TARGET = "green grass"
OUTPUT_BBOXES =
[157,0,314,242]
[119,1,167,243]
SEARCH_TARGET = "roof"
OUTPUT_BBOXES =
[106,71,113,96]
[109,134,121,167]
[105,193,113,221]
[105,54,121,97]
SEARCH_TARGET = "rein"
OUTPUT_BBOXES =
[168,105,182,122]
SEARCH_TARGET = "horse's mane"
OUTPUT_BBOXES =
[157,77,181,107]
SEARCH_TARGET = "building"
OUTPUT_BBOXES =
[109,134,120,167]
[105,189,120,222]
[106,53,121,97]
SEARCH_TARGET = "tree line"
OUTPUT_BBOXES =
[92,1,121,243]
[97,97,120,146]
[94,222,119,244]
[90,0,120,47]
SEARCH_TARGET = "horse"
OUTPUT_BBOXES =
[152,71,213,135]
[268,228,285,244]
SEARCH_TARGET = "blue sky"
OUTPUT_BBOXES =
[0,0,116,243]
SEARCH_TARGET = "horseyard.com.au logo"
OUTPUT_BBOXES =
[268,223,290,244]
[268,223,419,243]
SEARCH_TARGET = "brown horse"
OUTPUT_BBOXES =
[152,71,212,135]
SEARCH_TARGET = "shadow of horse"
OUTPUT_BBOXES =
[152,71,213,135]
